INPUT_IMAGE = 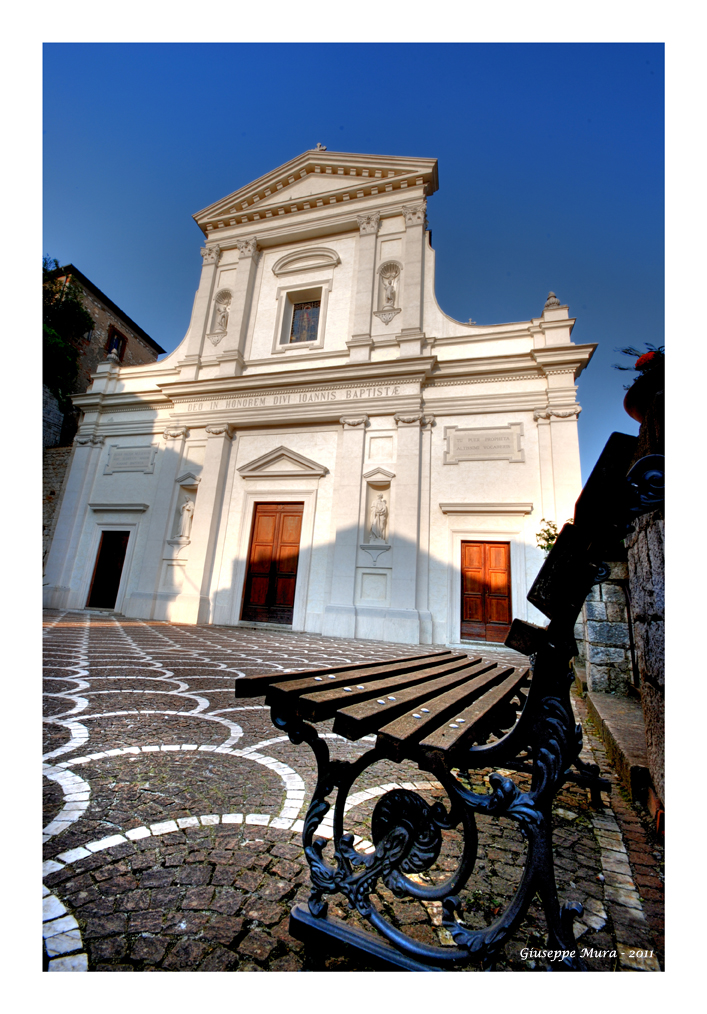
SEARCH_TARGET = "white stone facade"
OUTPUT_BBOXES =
[44,148,595,645]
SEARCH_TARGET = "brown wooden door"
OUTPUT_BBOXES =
[87,531,130,609]
[241,503,304,624]
[460,541,512,643]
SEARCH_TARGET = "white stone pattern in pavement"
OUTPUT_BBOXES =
[43,611,656,972]
[42,612,431,970]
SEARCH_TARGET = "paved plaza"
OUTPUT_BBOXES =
[43,612,664,972]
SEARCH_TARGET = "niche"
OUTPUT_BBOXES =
[373,261,402,326]
[207,289,232,346]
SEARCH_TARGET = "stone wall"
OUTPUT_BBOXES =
[626,512,664,805]
[43,385,64,448]
[43,447,73,564]
[579,559,635,695]
[626,364,664,805]
[74,283,159,392]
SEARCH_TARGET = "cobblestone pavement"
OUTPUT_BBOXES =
[43,611,664,973]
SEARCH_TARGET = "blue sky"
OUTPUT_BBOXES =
[43,42,664,481]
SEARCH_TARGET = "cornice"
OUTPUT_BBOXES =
[157,357,438,402]
[72,392,173,413]
[439,502,534,515]
[427,374,544,388]
[427,352,544,383]
[194,150,438,236]
[531,344,596,378]
[199,190,428,250]
[421,390,558,415]
[88,503,149,513]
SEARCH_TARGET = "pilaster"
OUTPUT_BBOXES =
[348,213,380,360]
[43,435,105,609]
[320,416,368,639]
[179,244,223,373]
[170,424,233,624]
[415,414,435,643]
[396,202,426,356]
[218,238,259,376]
[123,427,189,618]
[386,413,422,642]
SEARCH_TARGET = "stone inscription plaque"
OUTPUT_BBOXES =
[104,445,158,475]
[444,424,524,464]
[176,382,419,414]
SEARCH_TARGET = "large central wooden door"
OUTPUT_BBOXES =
[241,503,304,625]
[460,540,512,643]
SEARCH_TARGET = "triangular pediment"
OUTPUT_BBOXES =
[193,149,438,231]
[237,446,329,479]
[175,471,201,486]
[362,467,396,481]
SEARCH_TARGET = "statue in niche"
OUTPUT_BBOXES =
[215,301,230,331]
[177,498,195,538]
[369,494,389,542]
[379,262,400,311]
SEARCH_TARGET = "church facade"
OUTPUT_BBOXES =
[44,148,594,645]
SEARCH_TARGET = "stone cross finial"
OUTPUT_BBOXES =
[544,291,561,309]
[315,142,327,151]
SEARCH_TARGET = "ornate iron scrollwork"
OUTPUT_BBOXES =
[279,645,588,970]
[627,454,664,517]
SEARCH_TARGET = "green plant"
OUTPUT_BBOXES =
[536,518,572,553]
[43,257,95,410]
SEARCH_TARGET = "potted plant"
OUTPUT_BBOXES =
[614,344,665,424]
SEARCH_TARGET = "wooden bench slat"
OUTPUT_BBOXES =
[375,664,527,761]
[416,669,530,765]
[291,655,478,724]
[331,660,506,740]
[233,649,454,698]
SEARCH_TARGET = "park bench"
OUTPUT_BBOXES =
[234,432,664,971]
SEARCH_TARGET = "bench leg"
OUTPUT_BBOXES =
[271,693,588,971]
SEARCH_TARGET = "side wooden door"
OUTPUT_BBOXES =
[241,503,304,624]
[460,540,512,643]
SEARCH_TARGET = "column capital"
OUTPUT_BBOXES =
[356,212,380,236]
[235,237,259,259]
[394,412,422,427]
[339,415,368,429]
[205,423,234,439]
[163,426,189,440]
[74,434,104,446]
[402,201,427,228]
[200,245,221,265]
[533,407,581,421]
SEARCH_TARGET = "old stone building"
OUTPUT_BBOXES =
[44,148,595,645]
[44,264,165,448]
[43,266,165,561]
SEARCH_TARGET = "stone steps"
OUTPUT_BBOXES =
[585,691,651,804]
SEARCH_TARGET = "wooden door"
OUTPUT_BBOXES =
[241,503,304,624]
[87,531,130,609]
[460,541,512,643]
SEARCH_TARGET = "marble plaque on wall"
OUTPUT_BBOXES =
[104,445,158,474]
[443,424,524,464]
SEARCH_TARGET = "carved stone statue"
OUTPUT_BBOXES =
[369,494,389,542]
[216,302,229,331]
[382,277,396,306]
[177,499,195,538]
